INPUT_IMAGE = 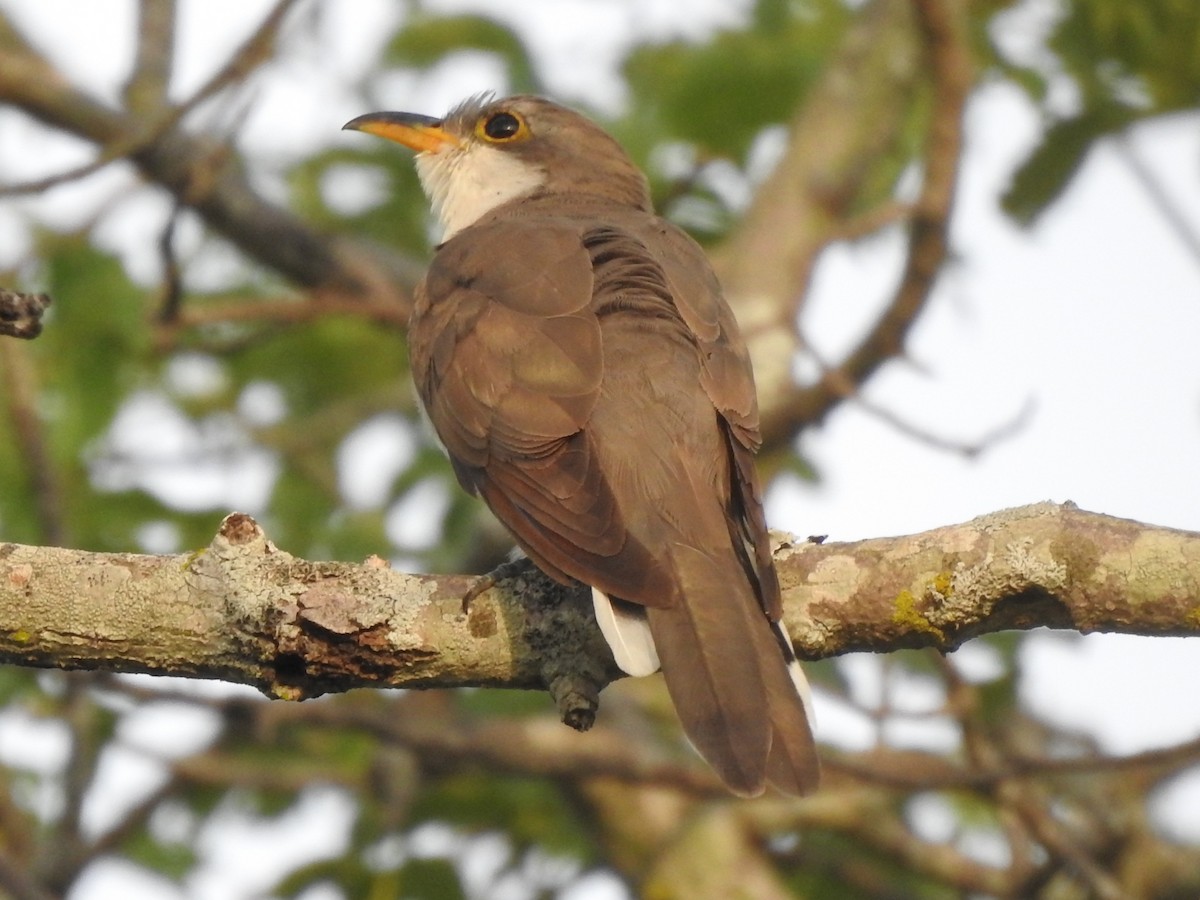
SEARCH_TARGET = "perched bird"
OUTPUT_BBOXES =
[344,94,819,796]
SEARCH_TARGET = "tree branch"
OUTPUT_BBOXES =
[0,849,55,900]
[778,501,1200,656]
[762,0,973,444]
[124,0,176,114]
[711,0,923,440]
[0,11,417,310]
[2,504,1197,719]
[1115,132,1200,270]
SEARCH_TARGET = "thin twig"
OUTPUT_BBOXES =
[799,337,1037,457]
[944,653,1126,900]
[855,393,1035,459]
[1008,787,1125,900]
[768,0,972,441]
[151,289,409,351]
[0,9,412,301]
[155,203,185,322]
[825,728,1200,790]
[1115,132,1200,269]
[0,0,299,197]
[835,199,914,242]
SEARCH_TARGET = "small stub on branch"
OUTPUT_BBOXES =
[219,511,266,545]
[0,289,52,339]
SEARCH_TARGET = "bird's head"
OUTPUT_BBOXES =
[344,94,651,239]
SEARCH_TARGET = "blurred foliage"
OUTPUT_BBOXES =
[623,0,850,160]
[387,13,543,95]
[1000,0,1200,223]
[2,0,1199,897]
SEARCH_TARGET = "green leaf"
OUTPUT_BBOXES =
[784,827,958,899]
[1001,108,1130,227]
[456,689,549,721]
[0,667,39,707]
[1,235,152,547]
[233,318,407,418]
[120,829,197,882]
[387,14,540,94]
[993,0,1200,229]
[292,146,432,256]
[396,858,466,900]
[274,855,372,898]
[622,0,847,160]
[411,775,592,861]
[36,234,147,446]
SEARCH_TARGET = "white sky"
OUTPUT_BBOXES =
[1,0,1199,896]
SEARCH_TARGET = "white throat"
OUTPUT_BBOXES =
[415,143,545,240]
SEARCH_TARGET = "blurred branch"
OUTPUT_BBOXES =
[239,694,726,796]
[712,0,923,435]
[0,849,55,900]
[835,198,914,241]
[34,675,106,894]
[754,791,1015,895]
[827,729,1200,791]
[150,290,410,350]
[778,653,1200,895]
[797,340,1036,458]
[2,503,1198,706]
[0,289,51,340]
[0,8,418,311]
[604,799,799,900]
[1115,133,1200,269]
[94,665,1200,897]
[124,0,176,113]
[850,392,1035,459]
[1007,768,1126,899]
[943,653,1126,898]
[100,679,1050,898]
[0,0,295,197]
[761,0,972,446]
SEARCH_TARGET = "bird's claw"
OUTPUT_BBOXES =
[460,555,538,614]
[461,574,495,614]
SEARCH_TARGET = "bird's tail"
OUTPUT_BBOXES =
[763,619,820,795]
[646,542,819,797]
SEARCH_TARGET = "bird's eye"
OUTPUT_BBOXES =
[482,112,523,141]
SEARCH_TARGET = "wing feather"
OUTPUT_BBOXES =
[410,215,676,607]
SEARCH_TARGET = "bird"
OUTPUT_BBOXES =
[344,94,819,796]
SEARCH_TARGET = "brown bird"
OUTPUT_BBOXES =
[344,94,819,796]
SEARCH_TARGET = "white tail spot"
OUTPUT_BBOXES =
[592,587,660,676]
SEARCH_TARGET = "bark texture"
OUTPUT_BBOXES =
[3,503,1197,703]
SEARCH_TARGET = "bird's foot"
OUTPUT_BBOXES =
[460,555,539,614]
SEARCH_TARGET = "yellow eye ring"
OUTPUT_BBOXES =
[477,111,529,143]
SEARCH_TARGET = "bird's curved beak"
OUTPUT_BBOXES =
[342,111,460,154]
